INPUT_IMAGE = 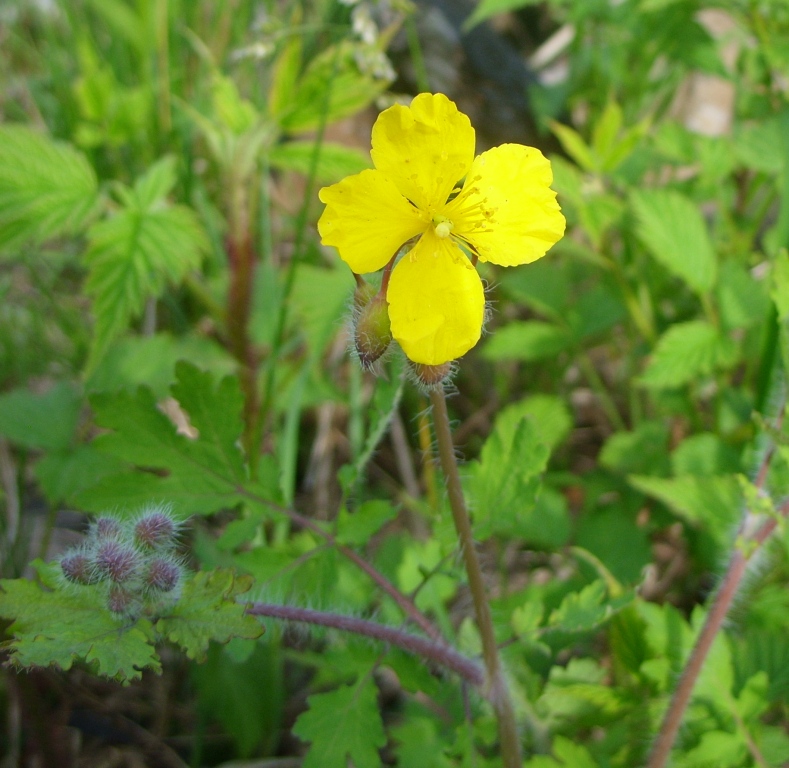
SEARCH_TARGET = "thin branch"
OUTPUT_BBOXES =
[245,602,483,687]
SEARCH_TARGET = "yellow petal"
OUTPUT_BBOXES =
[387,229,485,365]
[371,93,475,214]
[318,169,427,274]
[449,144,566,267]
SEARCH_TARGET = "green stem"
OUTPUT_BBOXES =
[429,389,522,768]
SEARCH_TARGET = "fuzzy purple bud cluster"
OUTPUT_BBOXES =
[59,505,186,619]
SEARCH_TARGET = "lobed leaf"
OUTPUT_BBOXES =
[292,678,387,768]
[156,570,263,661]
[0,573,160,683]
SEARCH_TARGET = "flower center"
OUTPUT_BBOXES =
[433,216,454,238]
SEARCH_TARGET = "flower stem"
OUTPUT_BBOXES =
[245,602,484,687]
[429,389,522,768]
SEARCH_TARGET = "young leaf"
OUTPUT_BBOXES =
[292,678,387,768]
[631,189,717,295]
[156,570,263,661]
[0,125,99,252]
[639,321,738,389]
[0,571,160,683]
[83,158,208,369]
[524,736,597,768]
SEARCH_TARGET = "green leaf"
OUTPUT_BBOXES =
[495,394,572,453]
[549,121,596,173]
[676,731,747,768]
[463,0,542,31]
[525,736,597,768]
[83,160,208,370]
[156,570,263,661]
[716,259,770,330]
[391,714,453,768]
[0,572,160,683]
[269,140,371,184]
[600,421,671,476]
[290,264,354,358]
[77,364,248,515]
[336,500,398,546]
[468,418,550,540]
[772,249,789,321]
[0,382,81,451]
[628,474,741,539]
[293,678,386,768]
[279,42,392,134]
[0,125,99,252]
[639,321,738,389]
[631,189,717,295]
[482,321,571,362]
[549,580,633,633]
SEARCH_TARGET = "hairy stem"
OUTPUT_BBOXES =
[245,602,483,687]
[429,389,522,768]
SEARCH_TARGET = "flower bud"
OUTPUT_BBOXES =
[354,291,392,369]
[61,550,98,585]
[93,516,123,540]
[407,360,454,390]
[94,540,141,584]
[133,509,177,550]
[144,556,182,592]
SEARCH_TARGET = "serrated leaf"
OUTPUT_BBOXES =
[468,417,550,540]
[549,580,633,633]
[156,570,263,661]
[600,421,670,476]
[0,125,99,252]
[83,162,207,370]
[77,364,248,515]
[336,500,397,546]
[632,189,717,294]
[0,382,81,451]
[293,678,386,768]
[269,140,371,184]
[391,715,453,768]
[639,321,738,389]
[0,575,160,683]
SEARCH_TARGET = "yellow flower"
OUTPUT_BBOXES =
[318,93,566,366]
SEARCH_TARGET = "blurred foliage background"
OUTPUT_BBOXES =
[1,0,789,765]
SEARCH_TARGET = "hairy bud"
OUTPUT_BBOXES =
[353,291,392,369]
[144,557,182,592]
[93,516,123,540]
[61,551,97,585]
[94,540,141,584]
[134,509,177,550]
[407,360,454,390]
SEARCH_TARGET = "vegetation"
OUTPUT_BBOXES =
[1,0,789,765]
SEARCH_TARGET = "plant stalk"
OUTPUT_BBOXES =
[245,602,484,687]
[647,508,785,768]
[429,389,522,768]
